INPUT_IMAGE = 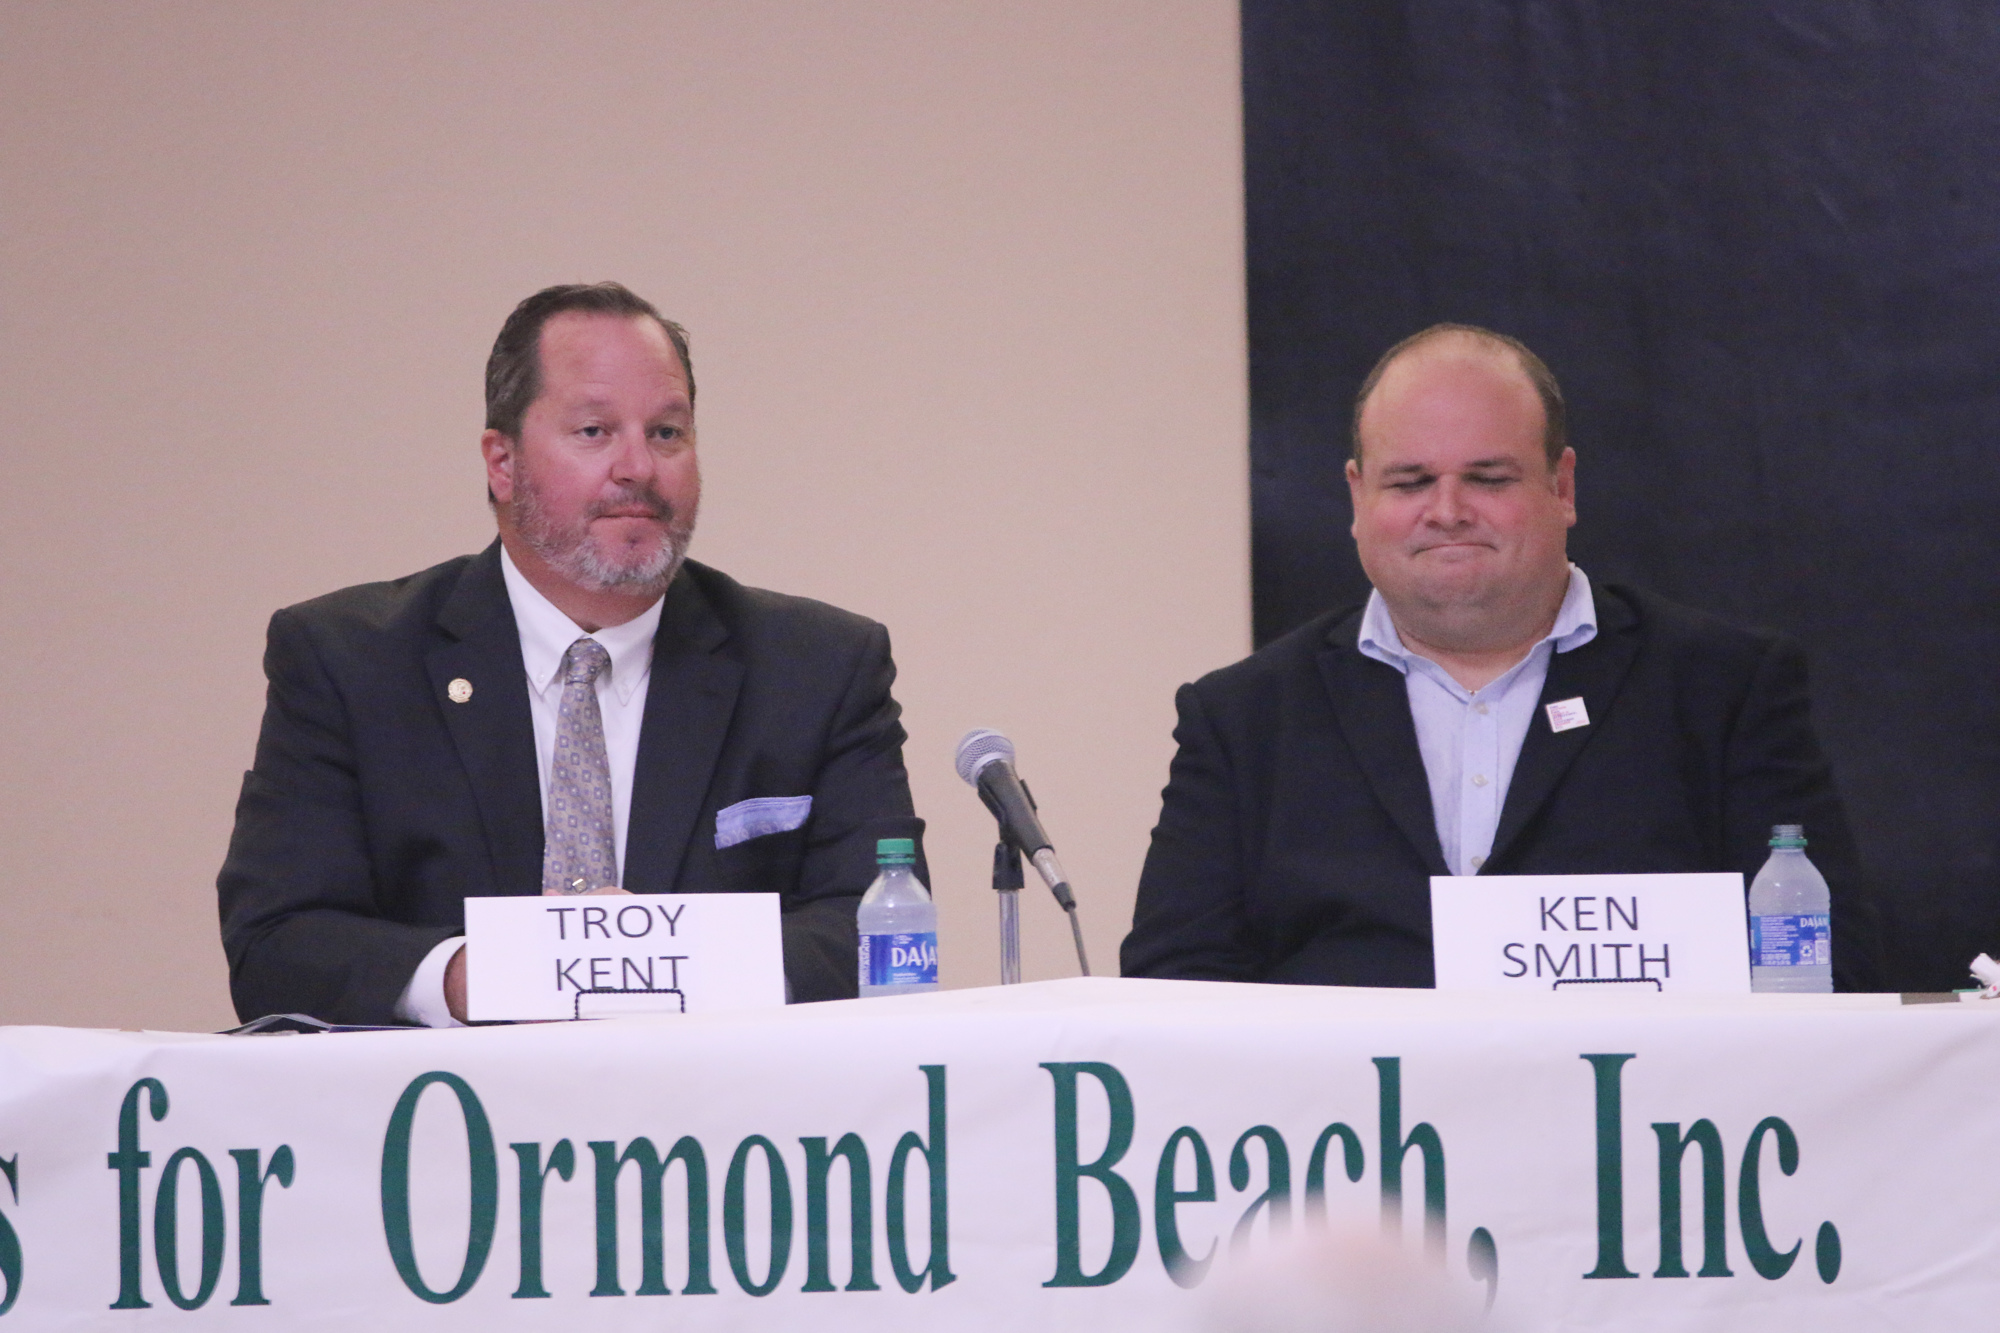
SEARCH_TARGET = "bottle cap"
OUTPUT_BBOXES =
[875,837,917,865]
[1768,824,1807,848]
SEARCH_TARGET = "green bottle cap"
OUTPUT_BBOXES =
[876,837,917,865]
[1769,824,1807,848]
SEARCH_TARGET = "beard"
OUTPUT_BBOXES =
[510,470,698,599]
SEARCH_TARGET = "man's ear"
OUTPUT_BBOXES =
[481,429,516,506]
[1345,456,1364,537]
[1554,446,1577,526]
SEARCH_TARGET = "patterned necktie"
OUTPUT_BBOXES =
[541,637,618,894]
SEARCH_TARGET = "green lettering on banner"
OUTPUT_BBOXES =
[723,1136,792,1296]
[1738,1116,1801,1279]
[1228,1126,1292,1250]
[1651,1121,1730,1278]
[108,1078,168,1309]
[1814,1219,1842,1283]
[586,1136,713,1297]
[1373,1058,1445,1256]
[802,1135,877,1292]
[1467,1226,1499,1309]
[1302,1123,1365,1227]
[1580,1054,1638,1279]
[1041,1062,1139,1288]
[589,1139,667,1296]
[1153,1127,1216,1289]
[0,1154,20,1317]
[153,1148,224,1310]
[379,1072,498,1304]
[226,1146,295,1306]
[510,1140,575,1299]
[885,1065,954,1293]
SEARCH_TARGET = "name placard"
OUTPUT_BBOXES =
[464,893,785,1021]
[1430,872,1750,994]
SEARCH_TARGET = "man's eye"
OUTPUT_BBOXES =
[578,425,606,438]
[1468,474,1515,487]
[651,425,681,441]
[1389,478,1432,492]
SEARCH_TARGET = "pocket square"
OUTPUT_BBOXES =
[714,795,813,850]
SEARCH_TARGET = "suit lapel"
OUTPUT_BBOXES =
[1487,589,1641,868]
[1317,617,1449,875]
[623,570,743,893]
[425,542,545,897]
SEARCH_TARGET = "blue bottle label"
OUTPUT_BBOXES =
[860,931,938,987]
[1751,913,1831,967]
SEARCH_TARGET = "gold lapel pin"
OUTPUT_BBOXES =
[447,678,474,704]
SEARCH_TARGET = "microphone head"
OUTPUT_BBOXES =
[954,728,1016,786]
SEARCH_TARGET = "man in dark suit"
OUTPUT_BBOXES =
[1122,324,1878,991]
[218,283,920,1025]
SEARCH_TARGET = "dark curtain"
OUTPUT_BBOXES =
[1242,0,2000,989]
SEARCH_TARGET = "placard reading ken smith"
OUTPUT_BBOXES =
[465,893,785,1021]
[1431,872,1751,994]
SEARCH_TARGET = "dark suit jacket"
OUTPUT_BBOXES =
[217,541,922,1023]
[1121,583,1881,991]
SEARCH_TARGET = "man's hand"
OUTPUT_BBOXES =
[444,945,469,1023]
[448,889,630,1022]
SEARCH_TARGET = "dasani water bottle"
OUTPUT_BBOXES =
[858,837,939,997]
[1747,824,1832,993]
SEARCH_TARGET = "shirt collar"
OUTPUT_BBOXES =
[1357,562,1599,674]
[499,544,662,706]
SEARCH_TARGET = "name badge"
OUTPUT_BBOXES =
[465,893,786,1020]
[1545,697,1590,732]
[1430,873,1750,994]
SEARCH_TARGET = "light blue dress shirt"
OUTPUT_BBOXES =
[1356,564,1599,876]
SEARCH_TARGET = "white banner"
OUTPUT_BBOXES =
[1,978,1996,1329]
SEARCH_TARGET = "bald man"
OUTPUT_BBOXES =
[1122,324,1879,991]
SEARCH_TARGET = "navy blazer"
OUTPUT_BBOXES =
[218,541,922,1023]
[1121,583,1880,991]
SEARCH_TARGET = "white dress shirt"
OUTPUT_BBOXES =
[1356,564,1599,877]
[394,546,663,1026]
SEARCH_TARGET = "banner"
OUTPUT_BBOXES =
[1,978,1995,1329]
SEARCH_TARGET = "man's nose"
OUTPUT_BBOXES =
[1424,476,1473,526]
[607,428,655,485]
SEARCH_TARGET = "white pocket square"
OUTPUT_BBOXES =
[714,795,813,850]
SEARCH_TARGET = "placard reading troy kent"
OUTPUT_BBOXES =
[464,893,785,1020]
[1431,872,1751,993]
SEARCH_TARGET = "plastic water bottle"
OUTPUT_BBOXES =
[857,837,939,997]
[1747,824,1832,993]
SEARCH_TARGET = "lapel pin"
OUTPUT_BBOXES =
[447,678,474,704]
[1545,696,1589,733]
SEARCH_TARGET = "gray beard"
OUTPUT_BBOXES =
[510,473,696,599]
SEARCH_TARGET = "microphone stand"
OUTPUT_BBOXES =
[992,841,1023,985]
[974,769,1091,978]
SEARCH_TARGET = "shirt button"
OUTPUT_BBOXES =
[1474,702,1489,716]
[1471,855,1486,869]
[1472,773,1489,787]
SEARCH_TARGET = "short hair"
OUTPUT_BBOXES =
[484,282,694,439]
[1350,323,1566,468]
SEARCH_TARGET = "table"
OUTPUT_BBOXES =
[2,977,1994,1329]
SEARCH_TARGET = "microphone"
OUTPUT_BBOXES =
[953,729,1075,911]
[956,728,1096,976]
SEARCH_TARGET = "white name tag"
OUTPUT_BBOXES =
[1430,873,1750,994]
[1545,696,1590,732]
[464,893,786,1021]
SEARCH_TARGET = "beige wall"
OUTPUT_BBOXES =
[0,2,1249,1031]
